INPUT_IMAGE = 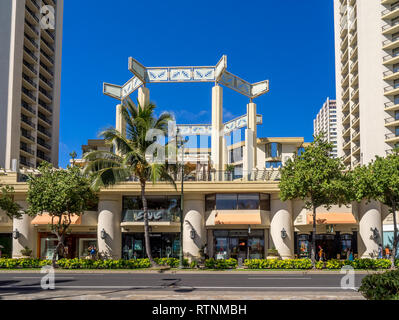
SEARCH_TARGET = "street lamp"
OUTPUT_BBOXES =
[176,129,189,269]
[12,229,20,240]
[281,228,287,239]
[100,228,106,240]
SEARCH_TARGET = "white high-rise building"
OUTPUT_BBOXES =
[0,0,63,170]
[333,0,399,168]
[313,98,338,158]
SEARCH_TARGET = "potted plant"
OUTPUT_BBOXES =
[225,164,235,181]
[20,246,32,258]
[267,248,280,260]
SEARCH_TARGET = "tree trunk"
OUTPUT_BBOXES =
[52,232,64,268]
[141,182,158,267]
[311,206,317,267]
[391,201,398,269]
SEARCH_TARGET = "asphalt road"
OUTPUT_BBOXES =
[0,272,365,293]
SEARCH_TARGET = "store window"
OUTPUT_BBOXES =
[79,239,97,258]
[297,234,310,258]
[206,194,270,211]
[41,238,58,260]
[237,194,259,210]
[340,234,353,259]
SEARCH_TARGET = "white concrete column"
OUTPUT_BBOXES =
[244,102,257,179]
[138,86,150,107]
[211,85,224,177]
[115,104,126,136]
[183,194,205,261]
[358,200,382,258]
[97,195,122,259]
[12,200,36,258]
[270,196,294,259]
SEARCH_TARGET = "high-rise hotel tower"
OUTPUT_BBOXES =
[333,0,399,167]
[0,0,63,170]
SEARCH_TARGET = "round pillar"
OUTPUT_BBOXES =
[97,195,122,259]
[12,200,36,258]
[270,196,294,259]
[358,200,382,258]
[183,194,205,261]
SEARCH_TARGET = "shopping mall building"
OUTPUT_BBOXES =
[0,56,396,261]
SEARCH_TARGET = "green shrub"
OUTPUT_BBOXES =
[315,261,324,269]
[325,259,343,269]
[244,259,312,270]
[359,269,399,300]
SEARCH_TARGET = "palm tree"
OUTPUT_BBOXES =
[83,100,176,266]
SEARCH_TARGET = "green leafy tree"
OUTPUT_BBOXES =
[83,100,176,267]
[69,151,77,166]
[279,134,351,265]
[26,163,97,266]
[0,185,22,219]
[351,150,399,268]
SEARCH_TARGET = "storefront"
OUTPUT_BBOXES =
[213,229,265,260]
[0,233,12,258]
[294,232,358,260]
[122,233,180,259]
[38,233,97,260]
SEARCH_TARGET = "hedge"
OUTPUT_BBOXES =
[359,269,399,300]
[0,258,397,270]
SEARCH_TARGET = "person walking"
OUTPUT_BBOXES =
[348,249,354,261]
[318,246,324,262]
[385,246,391,259]
[378,245,383,259]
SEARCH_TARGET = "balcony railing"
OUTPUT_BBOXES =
[385,116,399,123]
[21,116,35,128]
[24,18,38,36]
[21,130,35,142]
[24,33,38,49]
[38,113,52,125]
[28,0,40,11]
[26,5,39,23]
[37,140,51,150]
[37,153,51,162]
[38,99,52,113]
[22,87,36,101]
[23,60,36,74]
[352,130,360,139]
[21,101,35,114]
[41,50,54,64]
[384,85,398,92]
[39,74,53,88]
[40,62,54,76]
[39,87,52,100]
[20,158,34,167]
[22,74,37,88]
[385,101,395,108]
[386,133,396,139]
[352,145,360,153]
[20,144,35,155]
[38,126,52,137]
[24,46,38,62]
[41,37,54,52]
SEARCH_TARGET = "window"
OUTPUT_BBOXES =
[393,47,399,57]
[396,126,399,136]
[266,161,282,169]
[265,143,282,158]
[394,79,399,89]
[205,194,216,211]
[395,95,399,105]
[260,193,270,211]
[208,193,270,211]
[394,63,399,74]
[237,194,259,210]
[396,111,399,121]
[230,147,243,163]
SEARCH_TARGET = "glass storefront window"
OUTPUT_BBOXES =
[237,194,259,210]
[216,194,238,210]
[298,234,310,258]
[79,239,97,258]
[215,237,228,260]
[41,238,58,260]
[340,234,352,259]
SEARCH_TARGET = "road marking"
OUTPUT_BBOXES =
[12,276,75,279]
[248,277,312,280]
[0,285,359,291]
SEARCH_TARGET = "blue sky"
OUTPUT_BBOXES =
[59,0,336,167]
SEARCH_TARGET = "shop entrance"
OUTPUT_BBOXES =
[213,229,265,260]
[0,234,12,258]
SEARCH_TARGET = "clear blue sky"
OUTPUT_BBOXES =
[59,0,336,168]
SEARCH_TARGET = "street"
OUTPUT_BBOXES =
[0,271,367,300]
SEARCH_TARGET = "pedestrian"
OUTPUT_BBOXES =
[378,245,383,259]
[348,249,354,261]
[318,246,324,262]
[90,245,97,259]
[385,246,390,259]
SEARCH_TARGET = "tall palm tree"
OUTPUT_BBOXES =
[83,100,176,266]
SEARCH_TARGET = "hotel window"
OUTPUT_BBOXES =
[265,143,282,158]
[393,47,399,58]
[394,63,399,74]
[229,147,243,163]
[395,95,399,105]
[393,32,399,43]
[396,111,399,121]
[266,161,282,169]
[394,79,399,89]
[396,127,399,136]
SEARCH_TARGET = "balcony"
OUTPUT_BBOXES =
[27,0,40,11]
[382,18,399,35]
[38,113,52,126]
[23,46,38,63]
[352,115,360,127]
[21,115,35,129]
[38,99,52,113]
[40,37,54,54]
[23,60,37,76]
[37,126,52,138]
[383,68,399,81]
[22,74,37,91]
[22,87,36,103]
[342,126,351,136]
[342,112,350,124]
[385,133,399,143]
[25,5,39,24]
[352,144,360,154]
[20,157,34,168]
[384,101,399,111]
[382,37,399,50]
[382,6,399,20]
[21,101,35,115]
[37,139,51,150]
[21,130,35,142]
[384,85,399,96]
[40,50,54,65]
[342,100,350,112]
[352,130,360,140]
[39,87,52,101]
[24,18,38,37]
[40,62,54,78]
[383,52,399,65]
[385,116,399,126]
[343,139,351,150]
[37,152,51,163]
[20,144,35,156]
